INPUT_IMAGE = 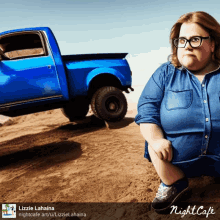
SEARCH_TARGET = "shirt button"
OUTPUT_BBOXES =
[202,84,205,87]
[204,100,207,103]
[206,118,209,122]
[205,135,208,138]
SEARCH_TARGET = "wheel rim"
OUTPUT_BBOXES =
[105,96,120,113]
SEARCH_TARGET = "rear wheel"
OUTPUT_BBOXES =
[91,89,102,119]
[91,86,127,122]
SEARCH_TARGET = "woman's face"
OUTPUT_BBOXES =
[177,22,215,72]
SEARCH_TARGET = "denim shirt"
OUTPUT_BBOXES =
[135,61,220,165]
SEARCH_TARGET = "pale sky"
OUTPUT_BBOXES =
[0,0,220,102]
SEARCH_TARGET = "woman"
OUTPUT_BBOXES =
[135,11,220,212]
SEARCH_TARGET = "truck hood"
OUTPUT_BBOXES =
[62,53,128,61]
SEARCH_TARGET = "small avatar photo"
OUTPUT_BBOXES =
[2,204,16,218]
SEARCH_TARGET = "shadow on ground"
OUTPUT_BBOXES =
[0,140,82,170]
[105,117,134,129]
[0,115,105,157]
[0,116,106,172]
[0,115,135,157]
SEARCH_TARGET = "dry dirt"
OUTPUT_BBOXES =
[0,103,220,220]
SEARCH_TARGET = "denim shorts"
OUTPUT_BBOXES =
[173,156,220,178]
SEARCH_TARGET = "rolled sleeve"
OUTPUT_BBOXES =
[135,63,168,126]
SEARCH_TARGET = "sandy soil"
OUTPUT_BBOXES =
[0,103,220,220]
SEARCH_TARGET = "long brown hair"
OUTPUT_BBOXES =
[170,11,220,67]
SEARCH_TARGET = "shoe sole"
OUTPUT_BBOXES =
[151,186,189,212]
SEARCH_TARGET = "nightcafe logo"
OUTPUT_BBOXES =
[2,204,16,218]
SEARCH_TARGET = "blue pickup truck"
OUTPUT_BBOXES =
[0,27,133,122]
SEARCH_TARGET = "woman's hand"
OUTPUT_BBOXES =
[150,139,173,161]
[139,123,173,161]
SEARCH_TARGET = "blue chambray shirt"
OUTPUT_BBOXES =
[135,61,220,165]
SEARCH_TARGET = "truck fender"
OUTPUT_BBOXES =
[86,67,125,89]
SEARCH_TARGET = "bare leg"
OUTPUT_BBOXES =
[148,145,185,185]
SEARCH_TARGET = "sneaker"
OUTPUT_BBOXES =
[151,177,189,211]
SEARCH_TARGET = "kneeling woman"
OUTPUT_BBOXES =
[135,11,220,212]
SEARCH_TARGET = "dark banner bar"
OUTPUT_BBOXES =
[1,202,219,219]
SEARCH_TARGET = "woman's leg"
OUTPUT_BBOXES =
[148,144,186,185]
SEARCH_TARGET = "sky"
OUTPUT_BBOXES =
[0,0,220,103]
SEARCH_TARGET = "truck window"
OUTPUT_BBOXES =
[0,32,46,60]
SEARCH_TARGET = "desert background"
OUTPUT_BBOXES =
[1,0,220,219]
[0,86,220,220]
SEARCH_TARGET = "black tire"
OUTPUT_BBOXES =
[91,86,127,122]
[62,98,89,122]
[91,89,102,119]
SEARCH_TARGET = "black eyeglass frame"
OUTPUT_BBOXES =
[173,36,211,48]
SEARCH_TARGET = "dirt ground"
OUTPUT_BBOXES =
[0,103,220,220]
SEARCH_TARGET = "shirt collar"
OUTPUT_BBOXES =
[180,64,220,76]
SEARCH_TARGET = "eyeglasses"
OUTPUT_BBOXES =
[173,36,211,48]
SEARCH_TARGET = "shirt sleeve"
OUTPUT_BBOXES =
[134,62,168,127]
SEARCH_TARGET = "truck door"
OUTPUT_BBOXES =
[0,31,63,106]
